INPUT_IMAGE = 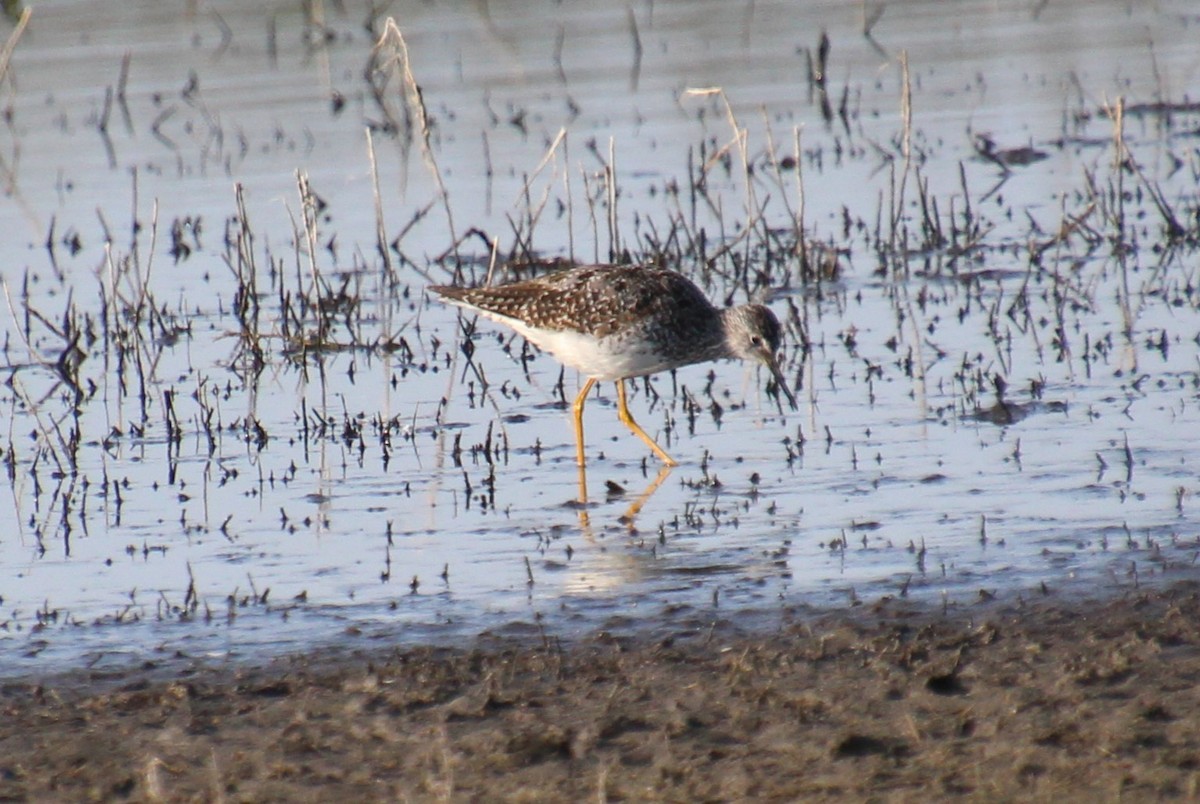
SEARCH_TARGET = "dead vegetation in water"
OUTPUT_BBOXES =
[1,10,1199,634]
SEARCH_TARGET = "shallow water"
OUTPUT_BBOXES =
[1,0,1199,675]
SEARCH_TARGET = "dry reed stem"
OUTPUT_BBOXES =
[295,172,323,296]
[375,18,458,260]
[607,137,619,259]
[1101,96,1136,342]
[0,6,31,86]
[562,133,575,262]
[7,372,71,476]
[580,166,601,263]
[682,86,765,279]
[1103,96,1185,239]
[0,277,41,362]
[890,50,913,263]
[794,126,807,268]
[757,110,808,275]
[134,196,161,318]
[512,130,565,253]
[365,127,395,284]
[520,127,567,202]
[484,236,500,287]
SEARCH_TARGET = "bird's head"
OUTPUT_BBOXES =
[726,305,797,410]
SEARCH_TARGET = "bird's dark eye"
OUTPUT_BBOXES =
[751,336,762,347]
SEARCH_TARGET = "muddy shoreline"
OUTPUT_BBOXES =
[4,580,1200,800]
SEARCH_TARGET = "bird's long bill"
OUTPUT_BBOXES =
[765,354,798,410]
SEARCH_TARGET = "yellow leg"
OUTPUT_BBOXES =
[616,380,678,466]
[572,377,597,466]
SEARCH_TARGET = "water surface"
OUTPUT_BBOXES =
[2,0,1199,675]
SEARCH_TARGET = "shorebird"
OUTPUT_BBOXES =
[430,264,795,466]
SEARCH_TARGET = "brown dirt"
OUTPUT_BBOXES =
[4,582,1200,802]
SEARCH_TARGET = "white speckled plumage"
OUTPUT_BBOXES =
[431,264,794,466]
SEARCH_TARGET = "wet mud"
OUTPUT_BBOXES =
[5,582,1200,800]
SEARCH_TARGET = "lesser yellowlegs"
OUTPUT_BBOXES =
[430,264,796,466]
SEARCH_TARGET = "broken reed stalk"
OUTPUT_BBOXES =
[958,161,974,246]
[8,372,73,476]
[103,180,166,425]
[606,136,619,260]
[761,113,811,281]
[509,129,566,260]
[729,104,757,281]
[794,125,808,275]
[682,86,780,289]
[365,127,396,284]
[0,285,87,465]
[579,164,600,263]
[1128,161,1186,240]
[1103,97,1185,242]
[375,18,459,263]
[1103,96,1135,341]
[516,127,568,256]
[1107,95,1127,240]
[0,6,31,86]
[683,87,758,215]
[226,182,267,371]
[231,182,259,321]
[484,235,500,287]
[891,50,913,274]
[294,171,324,336]
[0,276,53,376]
[135,197,160,323]
[282,174,336,363]
[562,133,575,263]
[98,242,126,433]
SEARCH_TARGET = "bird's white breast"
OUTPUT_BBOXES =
[479,310,673,381]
